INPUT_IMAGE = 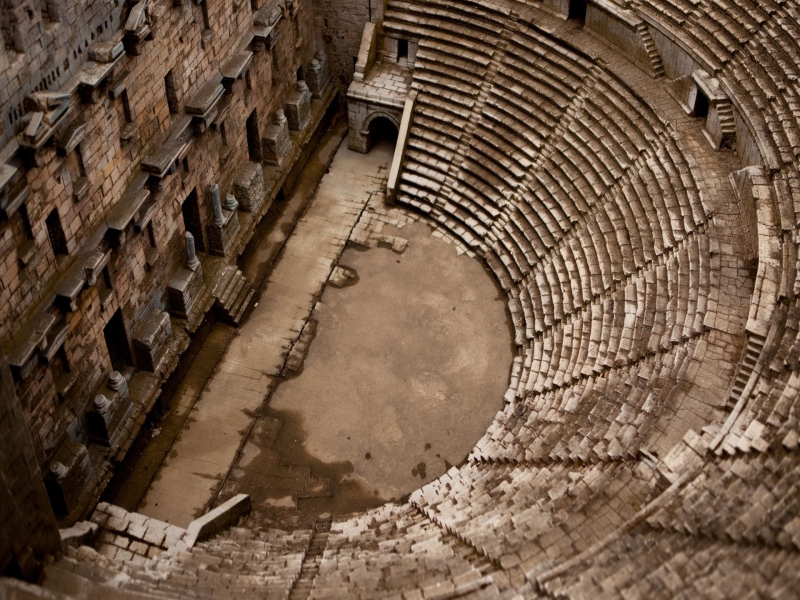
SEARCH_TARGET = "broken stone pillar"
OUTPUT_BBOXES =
[233,161,265,213]
[184,231,200,271]
[168,234,205,319]
[133,310,173,371]
[285,80,311,132]
[207,183,242,257]
[263,110,292,166]
[44,439,95,518]
[87,387,133,448]
[306,50,332,99]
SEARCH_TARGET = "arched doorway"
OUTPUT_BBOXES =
[365,115,399,153]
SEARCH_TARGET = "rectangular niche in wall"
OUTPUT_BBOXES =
[246,109,262,163]
[104,309,133,373]
[165,69,180,114]
[46,208,68,256]
[568,0,587,24]
[181,189,205,252]
[398,39,409,61]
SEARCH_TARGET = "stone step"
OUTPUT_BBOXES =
[213,266,255,326]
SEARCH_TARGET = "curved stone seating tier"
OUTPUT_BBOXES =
[47,524,312,599]
[725,59,798,168]
[410,461,657,567]
[646,446,800,549]
[473,332,705,464]
[19,0,800,596]
[541,528,800,599]
[310,504,502,598]
[632,0,780,71]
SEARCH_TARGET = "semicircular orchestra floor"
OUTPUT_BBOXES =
[136,136,514,524]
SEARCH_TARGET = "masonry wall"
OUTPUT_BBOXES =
[313,0,380,88]
[0,0,124,146]
[0,0,323,519]
[0,348,60,580]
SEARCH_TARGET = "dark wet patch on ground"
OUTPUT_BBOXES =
[217,405,388,518]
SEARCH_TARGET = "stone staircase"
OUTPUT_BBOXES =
[288,518,332,600]
[725,332,766,411]
[636,22,666,78]
[716,102,737,149]
[212,265,255,326]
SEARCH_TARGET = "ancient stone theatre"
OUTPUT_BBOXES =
[1,0,800,597]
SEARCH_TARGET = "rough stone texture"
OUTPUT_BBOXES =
[5,0,800,597]
[311,0,377,89]
[0,0,331,527]
[0,349,60,580]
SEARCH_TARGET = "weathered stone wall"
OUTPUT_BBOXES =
[0,0,125,147]
[312,0,382,88]
[0,348,60,580]
[0,0,324,516]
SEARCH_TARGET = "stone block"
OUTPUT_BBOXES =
[44,439,94,517]
[133,309,173,372]
[233,162,265,213]
[207,208,242,257]
[87,387,133,448]
[167,266,205,320]
[263,110,292,166]
[284,81,311,132]
[306,51,332,98]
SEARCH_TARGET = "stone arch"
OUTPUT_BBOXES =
[363,109,401,132]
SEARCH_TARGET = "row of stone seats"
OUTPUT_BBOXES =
[541,528,800,599]
[310,503,508,599]
[410,461,657,570]
[493,200,712,349]
[385,0,508,37]
[645,445,800,550]
[522,243,710,384]
[384,0,511,240]
[633,0,778,71]
[44,524,311,599]
[472,336,700,464]
[711,297,800,453]
[463,23,596,194]
[725,50,800,169]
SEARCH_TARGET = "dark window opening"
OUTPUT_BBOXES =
[568,0,587,24]
[50,346,71,397]
[181,188,205,252]
[220,121,229,147]
[74,146,86,177]
[19,204,34,240]
[164,70,179,114]
[296,66,304,82]
[120,89,133,123]
[693,88,710,118]
[250,0,258,10]
[245,69,253,91]
[144,221,158,268]
[246,109,262,163]
[104,309,133,372]
[146,221,157,249]
[98,266,113,304]
[398,38,409,60]
[271,47,280,86]
[46,208,68,255]
[201,0,211,30]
